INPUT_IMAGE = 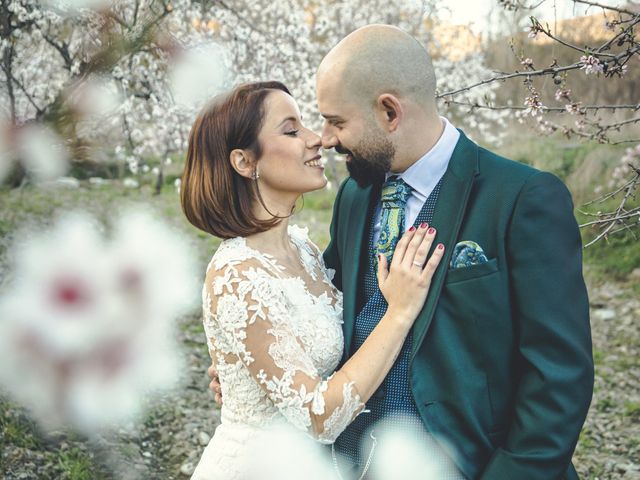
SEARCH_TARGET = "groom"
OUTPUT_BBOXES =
[315,25,593,479]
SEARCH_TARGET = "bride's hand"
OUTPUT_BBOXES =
[377,223,444,325]
[208,362,223,405]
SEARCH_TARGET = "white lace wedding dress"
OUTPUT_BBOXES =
[191,225,366,480]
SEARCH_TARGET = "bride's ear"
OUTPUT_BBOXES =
[229,149,255,179]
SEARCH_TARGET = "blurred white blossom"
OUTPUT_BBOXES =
[0,123,69,183]
[367,415,458,480]
[0,211,197,433]
[89,176,109,186]
[44,0,110,16]
[245,422,335,480]
[169,42,230,108]
[123,177,139,188]
[69,76,122,119]
[18,124,69,182]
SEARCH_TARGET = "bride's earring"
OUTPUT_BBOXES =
[252,169,260,180]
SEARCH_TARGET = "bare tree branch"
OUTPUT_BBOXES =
[573,0,640,17]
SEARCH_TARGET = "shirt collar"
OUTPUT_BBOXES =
[386,117,460,199]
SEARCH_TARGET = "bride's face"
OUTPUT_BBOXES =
[254,90,326,196]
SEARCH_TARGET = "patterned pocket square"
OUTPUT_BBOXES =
[450,240,488,269]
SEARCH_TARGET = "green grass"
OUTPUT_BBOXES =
[580,224,640,280]
[58,448,95,480]
[623,401,640,419]
[0,401,42,450]
[595,396,616,413]
[592,349,604,366]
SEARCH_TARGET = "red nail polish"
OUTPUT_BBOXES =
[409,226,416,232]
[437,243,444,250]
[420,222,427,229]
[427,227,435,234]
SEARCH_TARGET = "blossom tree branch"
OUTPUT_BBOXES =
[435,0,640,246]
[579,163,640,247]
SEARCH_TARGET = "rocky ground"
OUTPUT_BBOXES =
[0,184,638,479]
[572,271,640,480]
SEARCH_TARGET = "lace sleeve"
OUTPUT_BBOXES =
[203,258,364,443]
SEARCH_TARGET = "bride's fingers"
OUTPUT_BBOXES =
[390,226,416,267]
[376,252,389,285]
[421,243,445,281]
[400,223,429,269]
[408,226,436,269]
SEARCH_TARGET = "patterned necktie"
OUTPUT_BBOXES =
[376,176,413,265]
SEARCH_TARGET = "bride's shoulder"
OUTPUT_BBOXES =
[206,236,259,275]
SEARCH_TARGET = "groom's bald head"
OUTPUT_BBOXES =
[317,24,437,114]
[316,25,442,185]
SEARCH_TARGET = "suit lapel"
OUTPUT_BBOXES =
[341,182,375,361]
[411,131,479,357]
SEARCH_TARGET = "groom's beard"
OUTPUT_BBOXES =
[341,133,394,188]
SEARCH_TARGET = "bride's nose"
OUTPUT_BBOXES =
[306,131,322,149]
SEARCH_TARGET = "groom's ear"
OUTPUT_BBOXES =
[375,94,403,132]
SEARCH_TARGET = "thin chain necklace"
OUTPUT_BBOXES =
[331,431,377,480]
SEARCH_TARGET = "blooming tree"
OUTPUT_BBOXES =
[1,0,508,186]
[1,0,637,227]
[0,0,230,188]
[438,0,640,243]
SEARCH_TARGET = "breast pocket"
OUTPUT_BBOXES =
[445,257,499,285]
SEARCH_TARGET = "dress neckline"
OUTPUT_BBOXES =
[225,226,337,303]
[231,227,314,281]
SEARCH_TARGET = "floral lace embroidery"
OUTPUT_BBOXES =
[202,225,364,443]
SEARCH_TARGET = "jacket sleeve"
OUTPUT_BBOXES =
[480,172,594,480]
[322,178,348,291]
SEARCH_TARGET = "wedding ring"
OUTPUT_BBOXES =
[412,261,423,267]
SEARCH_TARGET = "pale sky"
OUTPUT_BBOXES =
[441,0,623,34]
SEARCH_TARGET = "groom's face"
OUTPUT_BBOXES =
[316,80,394,187]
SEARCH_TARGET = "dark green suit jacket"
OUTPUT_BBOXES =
[323,131,594,480]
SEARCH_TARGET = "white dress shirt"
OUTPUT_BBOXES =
[371,117,460,247]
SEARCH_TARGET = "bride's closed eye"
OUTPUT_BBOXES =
[284,130,299,136]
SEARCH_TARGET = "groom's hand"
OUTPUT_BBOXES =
[208,362,223,405]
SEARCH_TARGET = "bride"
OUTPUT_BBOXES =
[180,81,444,479]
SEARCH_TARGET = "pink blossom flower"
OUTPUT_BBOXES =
[521,58,534,69]
[0,211,197,433]
[565,102,583,115]
[580,55,604,75]
[555,89,571,102]
[524,93,544,117]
